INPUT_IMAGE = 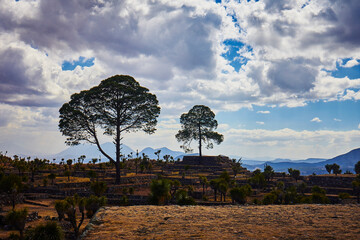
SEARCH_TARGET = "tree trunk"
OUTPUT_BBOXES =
[115,161,121,184]
[115,108,121,184]
[198,123,202,158]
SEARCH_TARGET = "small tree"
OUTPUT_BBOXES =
[231,158,242,178]
[6,208,28,239]
[311,186,329,204]
[55,194,85,238]
[355,161,360,174]
[199,176,209,198]
[0,174,24,210]
[288,168,300,182]
[230,184,252,204]
[28,158,46,182]
[332,163,341,176]
[66,159,73,170]
[48,173,56,185]
[264,164,274,183]
[352,178,360,203]
[175,105,224,157]
[248,171,266,189]
[154,150,161,161]
[210,179,220,201]
[90,181,107,197]
[325,164,333,174]
[64,170,71,182]
[149,179,171,205]
[85,195,107,218]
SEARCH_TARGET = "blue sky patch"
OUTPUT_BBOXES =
[217,100,360,131]
[222,40,252,72]
[61,56,95,71]
[327,58,360,80]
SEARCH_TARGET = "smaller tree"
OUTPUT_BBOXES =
[48,173,56,185]
[176,105,224,157]
[264,164,275,183]
[325,164,333,174]
[6,208,28,239]
[352,178,360,203]
[55,194,85,238]
[199,176,209,198]
[355,161,360,174]
[90,181,107,197]
[231,158,242,179]
[332,163,341,176]
[66,159,73,170]
[230,184,252,204]
[288,168,301,182]
[85,195,107,218]
[64,170,71,182]
[149,179,171,205]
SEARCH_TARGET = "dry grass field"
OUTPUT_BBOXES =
[82,204,360,240]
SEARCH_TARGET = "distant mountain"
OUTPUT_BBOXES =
[140,147,184,160]
[294,158,327,164]
[51,143,185,162]
[53,142,134,162]
[243,148,360,175]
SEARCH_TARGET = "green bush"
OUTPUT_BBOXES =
[149,179,171,205]
[54,200,68,221]
[230,184,252,204]
[262,192,278,205]
[25,221,64,240]
[311,186,329,204]
[85,195,107,218]
[175,189,196,205]
[90,181,107,196]
[6,208,28,239]
[338,192,350,200]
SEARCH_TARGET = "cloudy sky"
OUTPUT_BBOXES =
[0,0,360,160]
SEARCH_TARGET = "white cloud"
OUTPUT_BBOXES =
[223,127,360,159]
[256,121,265,125]
[311,117,322,123]
[341,59,360,68]
[257,110,270,114]
[334,118,342,122]
[358,123,360,129]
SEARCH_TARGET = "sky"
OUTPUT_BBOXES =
[0,0,360,160]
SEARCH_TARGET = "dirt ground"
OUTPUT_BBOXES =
[82,204,360,240]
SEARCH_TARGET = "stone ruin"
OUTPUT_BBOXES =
[180,155,233,167]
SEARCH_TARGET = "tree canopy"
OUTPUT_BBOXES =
[59,75,160,183]
[175,105,223,157]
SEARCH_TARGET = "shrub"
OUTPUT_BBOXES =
[311,186,329,204]
[149,179,171,205]
[6,208,28,239]
[230,184,252,204]
[54,200,68,221]
[90,181,107,196]
[175,189,196,205]
[25,221,64,240]
[262,192,278,205]
[85,195,107,218]
[338,192,350,200]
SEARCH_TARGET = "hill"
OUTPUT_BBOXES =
[244,148,360,175]
[51,143,185,162]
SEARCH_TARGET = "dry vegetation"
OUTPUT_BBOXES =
[82,204,360,240]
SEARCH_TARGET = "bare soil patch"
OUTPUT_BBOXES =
[82,204,360,240]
